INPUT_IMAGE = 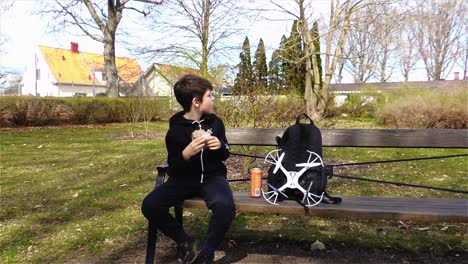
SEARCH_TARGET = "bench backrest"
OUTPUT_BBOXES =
[226,128,468,148]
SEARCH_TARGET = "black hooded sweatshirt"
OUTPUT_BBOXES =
[165,111,230,183]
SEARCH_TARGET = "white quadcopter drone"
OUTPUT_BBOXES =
[262,149,325,207]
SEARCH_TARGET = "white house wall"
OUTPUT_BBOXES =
[145,70,172,96]
[21,47,58,96]
[57,84,107,97]
[36,68,58,97]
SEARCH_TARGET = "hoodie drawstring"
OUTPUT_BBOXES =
[192,120,205,183]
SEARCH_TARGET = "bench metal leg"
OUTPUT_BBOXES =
[175,204,184,226]
[145,205,184,264]
[145,221,157,264]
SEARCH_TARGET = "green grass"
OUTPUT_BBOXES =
[0,122,167,262]
[1,121,467,262]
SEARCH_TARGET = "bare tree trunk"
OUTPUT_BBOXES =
[83,0,123,97]
[298,0,320,119]
[336,60,345,83]
[322,0,356,118]
[380,45,388,82]
[434,57,443,80]
[464,44,468,80]
[104,2,119,97]
[200,0,210,77]
[403,69,409,82]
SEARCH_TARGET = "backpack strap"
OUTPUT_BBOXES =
[296,113,314,125]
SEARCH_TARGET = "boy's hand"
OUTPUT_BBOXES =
[206,136,221,150]
[183,136,208,160]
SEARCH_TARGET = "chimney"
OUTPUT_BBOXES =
[71,42,79,53]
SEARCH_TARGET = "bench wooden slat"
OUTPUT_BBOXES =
[181,192,468,223]
[226,128,468,148]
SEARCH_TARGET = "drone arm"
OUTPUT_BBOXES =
[294,166,309,178]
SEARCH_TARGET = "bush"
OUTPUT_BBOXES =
[216,93,304,128]
[325,87,383,119]
[67,98,143,124]
[0,97,67,126]
[0,96,168,127]
[376,87,468,128]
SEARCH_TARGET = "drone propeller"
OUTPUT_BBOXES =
[262,182,288,205]
[264,149,285,174]
[302,181,324,207]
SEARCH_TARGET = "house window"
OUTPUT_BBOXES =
[36,69,41,80]
[101,72,107,81]
[74,93,87,97]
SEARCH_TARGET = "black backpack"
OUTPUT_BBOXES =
[265,114,341,208]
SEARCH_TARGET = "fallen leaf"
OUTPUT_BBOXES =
[183,211,193,217]
[415,227,429,231]
[228,240,237,248]
[398,220,413,229]
[310,240,325,251]
[104,238,115,245]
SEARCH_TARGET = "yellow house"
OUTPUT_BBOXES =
[22,42,142,97]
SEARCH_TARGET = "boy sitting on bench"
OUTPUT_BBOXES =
[141,74,235,264]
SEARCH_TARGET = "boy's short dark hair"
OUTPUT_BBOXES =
[174,74,213,112]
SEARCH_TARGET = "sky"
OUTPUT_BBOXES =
[0,0,332,76]
[0,0,465,83]
[0,0,301,70]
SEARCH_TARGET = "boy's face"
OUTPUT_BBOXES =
[198,89,215,114]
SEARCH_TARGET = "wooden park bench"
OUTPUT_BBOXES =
[145,128,468,263]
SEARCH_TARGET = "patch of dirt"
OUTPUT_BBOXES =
[113,236,466,264]
[110,131,166,140]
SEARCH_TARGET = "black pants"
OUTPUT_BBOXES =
[141,176,236,249]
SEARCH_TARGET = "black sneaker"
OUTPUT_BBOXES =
[176,238,199,264]
[195,251,214,264]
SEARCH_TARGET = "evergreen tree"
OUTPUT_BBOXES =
[233,36,253,94]
[268,49,283,93]
[283,20,306,94]
[253,38,268,90]
[268,35,287,93]
[311,21,323,88]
